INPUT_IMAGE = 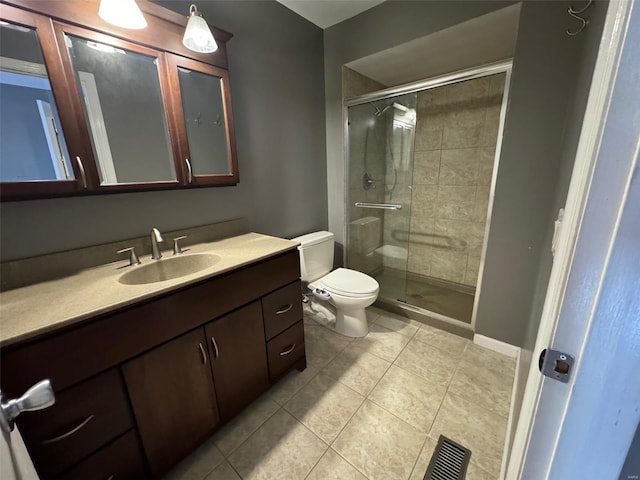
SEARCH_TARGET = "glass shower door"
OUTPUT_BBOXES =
[346,93,417,303]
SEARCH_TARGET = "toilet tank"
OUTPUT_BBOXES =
[291,231,334,282]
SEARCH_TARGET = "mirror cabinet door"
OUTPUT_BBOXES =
[58,24,181,187]
[168,56,238,185]
[0,6,81,198]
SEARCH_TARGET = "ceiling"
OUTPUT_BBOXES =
[275,0,386,29]
[346,4,521,87]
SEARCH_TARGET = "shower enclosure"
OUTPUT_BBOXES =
[345,62,510,326]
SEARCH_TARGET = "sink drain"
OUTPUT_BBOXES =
[423,435,472,480]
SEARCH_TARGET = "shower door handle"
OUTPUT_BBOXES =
[354,202,402,210]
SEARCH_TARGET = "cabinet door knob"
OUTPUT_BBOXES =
[198,342,207,365]
[279,344,296,356]
[275,304,293,315]
[210,336,219,359]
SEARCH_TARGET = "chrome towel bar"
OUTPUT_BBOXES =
[354,202,402,210]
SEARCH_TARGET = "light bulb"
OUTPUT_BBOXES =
[99,0,147,30]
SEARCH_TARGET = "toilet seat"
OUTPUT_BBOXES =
[317,268,379,298]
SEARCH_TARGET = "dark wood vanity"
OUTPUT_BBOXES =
[0,249,306,479]
[0,0,239,200]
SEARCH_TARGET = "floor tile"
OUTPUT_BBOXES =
[227,409,327,480]
[413,324,470,355]
[322,345,391,395]
[351,323,411,362]
[306,448,368,480]
[374,311,420,338]
[268,366,319,405]
[409,436,438,480]
[333,400,426,480]
[203,460,241,480]
[429,393,507,477]
[213,395,280,456]
[366,306,383,324]
[448,343,515,417]
[284,373,364,444]
[394,338,461,387]
[467,462,498,480]
[164,436,224,480]
[304,324,351,368]
[368,365,447,433]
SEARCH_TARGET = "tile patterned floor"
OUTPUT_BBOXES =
[164,307,516,480]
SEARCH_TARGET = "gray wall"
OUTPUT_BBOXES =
[0,0,327,261]
[323,1,516,262]
[475,0,606,346]
[477,0,607,463]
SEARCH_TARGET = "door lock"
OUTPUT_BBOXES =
[538,349,574,383]
[0,380,56,432]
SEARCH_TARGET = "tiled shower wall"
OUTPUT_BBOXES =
[407,73,505,287]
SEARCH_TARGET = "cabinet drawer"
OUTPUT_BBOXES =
[17,369,133,479]
[262,281,303,340]
[57,430,147,480]
[266,321,305,381]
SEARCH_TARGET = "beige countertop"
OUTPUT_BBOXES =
[0,233,298,348]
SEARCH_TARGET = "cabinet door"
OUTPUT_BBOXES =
[122,328,219,478]
[165,54,238,186]
[205,302,269,419]
[0,4,85,200]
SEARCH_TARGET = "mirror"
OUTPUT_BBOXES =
[177,66,231,175]
[0,21,73,183]
[65,34,176,184]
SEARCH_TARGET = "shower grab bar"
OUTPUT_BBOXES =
[354,202,402,210]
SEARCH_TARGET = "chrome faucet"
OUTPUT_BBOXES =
[150,228,164,259]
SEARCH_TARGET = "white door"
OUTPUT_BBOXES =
[0,428,39,480]
[507,0,640,478]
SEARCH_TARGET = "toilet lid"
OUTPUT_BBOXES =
[320,268,379,296]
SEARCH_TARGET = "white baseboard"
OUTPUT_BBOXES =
[473,334,520,358]
[500,348,522,479]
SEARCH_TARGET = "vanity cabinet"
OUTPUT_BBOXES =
[0,249,305,479]
[205,302,270,420]
[123,328,220,478]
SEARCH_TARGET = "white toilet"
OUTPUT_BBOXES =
[292,231,379,337]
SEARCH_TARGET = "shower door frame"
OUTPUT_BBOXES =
[344,60,513,331]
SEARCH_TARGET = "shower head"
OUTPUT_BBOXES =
[374,104,393,117]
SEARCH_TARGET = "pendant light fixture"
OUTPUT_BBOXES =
[182,4,218,54]
[98,0,147,30]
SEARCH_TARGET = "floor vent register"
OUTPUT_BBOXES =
[423,435,472,480]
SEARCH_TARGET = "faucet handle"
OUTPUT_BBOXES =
[173,236,188,255]
[117,247,141,266]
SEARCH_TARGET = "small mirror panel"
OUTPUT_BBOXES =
[65,34,176,185]
[177,67,231,176]
[0,22,74,182]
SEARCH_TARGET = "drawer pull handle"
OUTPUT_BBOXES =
[279,343,296,356]
[41,414,95,445]
[106,476,115,480]
[198,342,207,365]
[211,336,219,359]
[276,304,293,315]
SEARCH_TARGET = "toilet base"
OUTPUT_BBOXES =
[303,299,369,338]
[334,308,369,337]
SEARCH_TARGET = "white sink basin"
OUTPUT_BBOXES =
[118,253,221,285]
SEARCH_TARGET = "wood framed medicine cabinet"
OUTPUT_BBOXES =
[0,0,239,201]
